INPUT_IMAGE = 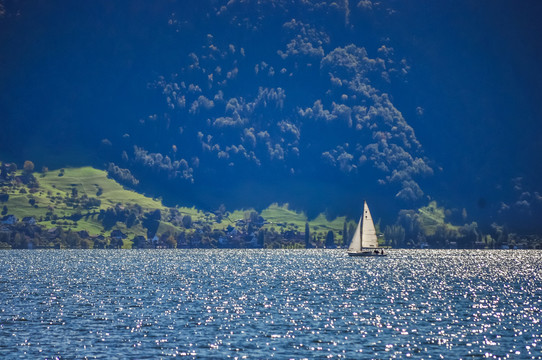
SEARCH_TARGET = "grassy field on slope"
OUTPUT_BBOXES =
[227,203,352,245]
[39,167,166,211]
[3,167,167,217]
[417,201,459,236]
[2,167,191,246]
[1,165,356,248]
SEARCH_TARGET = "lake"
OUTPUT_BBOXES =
[1,249,541,359]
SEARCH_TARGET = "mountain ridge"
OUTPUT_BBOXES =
[1,1,541,234]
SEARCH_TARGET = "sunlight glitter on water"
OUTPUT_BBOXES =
[0,249,541,359]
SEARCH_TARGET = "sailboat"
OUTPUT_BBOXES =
[347,201,387,257]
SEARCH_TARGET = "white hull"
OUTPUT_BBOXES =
[348,251,387,257]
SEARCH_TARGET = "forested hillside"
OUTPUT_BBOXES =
[2,161,539,250]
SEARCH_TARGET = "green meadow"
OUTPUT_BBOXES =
[417,201,459,236]
[227,203,352,244]
[1,166,354,247]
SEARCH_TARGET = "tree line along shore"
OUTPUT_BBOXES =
[1,161,541,250]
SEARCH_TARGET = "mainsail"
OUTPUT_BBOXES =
[348,201,379,252]
[361,201,378,248]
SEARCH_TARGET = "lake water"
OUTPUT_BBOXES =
[1,249,541,359]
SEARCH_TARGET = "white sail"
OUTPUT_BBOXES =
[361,201,379,248]
[347,217,362,252]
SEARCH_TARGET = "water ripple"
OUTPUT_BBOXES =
[0,249,541,358]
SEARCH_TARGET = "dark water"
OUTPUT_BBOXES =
[1,249,541,359]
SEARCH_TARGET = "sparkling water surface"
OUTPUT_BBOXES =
[1,249,541,359]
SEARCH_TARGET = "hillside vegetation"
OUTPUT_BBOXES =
[4,162,537,250]
[0,163,352,249]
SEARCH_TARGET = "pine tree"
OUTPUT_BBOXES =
[304,222,310,248]
[325,230,335,248]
